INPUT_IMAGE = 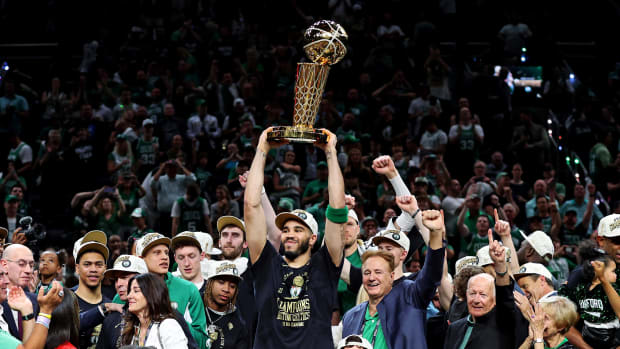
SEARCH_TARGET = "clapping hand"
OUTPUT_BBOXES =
[528,303,545,340]
[8,286,33,315]
[37,280,64,314]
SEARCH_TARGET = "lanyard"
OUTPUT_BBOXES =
[360,315,381,346]
[133,321,155,347]
[458,315,475,349]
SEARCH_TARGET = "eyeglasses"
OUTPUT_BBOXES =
[5,259,35,269]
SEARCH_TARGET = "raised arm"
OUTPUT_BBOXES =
[239,171,281,250]
[317,129,345,266]
[244,129,287,264]
[489,228,510,286]
[593,260,620,319]
[373,155,430,243]
[494,209,520,275]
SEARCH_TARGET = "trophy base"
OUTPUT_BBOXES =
[267,126,327,143]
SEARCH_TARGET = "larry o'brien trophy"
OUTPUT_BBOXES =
[267,20,348,143]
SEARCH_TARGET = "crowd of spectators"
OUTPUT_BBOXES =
[0,1,619,348]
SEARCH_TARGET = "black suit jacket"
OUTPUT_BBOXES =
[2,290,39,340]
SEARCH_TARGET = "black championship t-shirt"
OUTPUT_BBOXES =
[76,294,110,349]
[251,241,342,349]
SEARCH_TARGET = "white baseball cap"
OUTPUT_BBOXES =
[348,209,359,224]
[598,214,620,238]
[455,256,479,275]
[131,207,145,218]
[142,118,154,127]
[104,255,148,278]
[372,219,409,251]
[171,231,202,252]
[206,260,243,282]
[73,230,109,262]
[337,335,373,349]
[194,232,222,255]
[136,233,171,257]
[520,230,554,259]
[476,245,510,267]
[514,262,553,280]
[275,210,318,236]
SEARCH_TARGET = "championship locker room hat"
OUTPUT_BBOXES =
[206,260,243,282]
[598,214,620,238]
[136,233,171,257]
[275,209,319,236]
[337,335,373,349]
[476,245,510,267]
[519,230,554,259]
[171,231,202,252]
[217,216,246,234]
[73,230,109,262]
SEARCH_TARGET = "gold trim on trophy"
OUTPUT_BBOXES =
[268,20,348,143]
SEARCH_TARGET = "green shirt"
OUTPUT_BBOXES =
[303,179,327,205]
[0,328,20,349]
[165,272,208,349]
[338,249,362,314]
[464,233,488,257]
[363,306,388,349]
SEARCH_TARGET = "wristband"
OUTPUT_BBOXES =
[38,313,52,319]
[326,205,349,224]
[388,174,411,197]
[36,316,51,329]
[395,211,415,233]
[21,313,35,321]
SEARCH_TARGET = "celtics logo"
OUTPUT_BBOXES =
[121,260,131,268]
[392,233,400,240]
[519,266,527,273]
[298,212,307,219]
[290,275,304,298]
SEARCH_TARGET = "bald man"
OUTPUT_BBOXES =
[0,244,39,340]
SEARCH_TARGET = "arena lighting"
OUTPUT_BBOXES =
[524,86,532,93]
[574,158,580,165]
[521,47,527,52]
[547,129,553,136]
[547,118,552,125]
[2,62,8,71]
[520,54,527,63]
[558,146,563,151]
[596,199,601,205]
[565,156,571,164]
[569,73,575,80]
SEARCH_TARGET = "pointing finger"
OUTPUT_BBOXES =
[488,228,494,245]
[494,208,499,223]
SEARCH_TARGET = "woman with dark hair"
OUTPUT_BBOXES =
[45,288,79,349]
[120,273,188,348]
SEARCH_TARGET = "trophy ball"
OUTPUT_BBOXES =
[303,20,348,66]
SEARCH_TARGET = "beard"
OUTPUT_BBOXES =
[283,236,311,261]
[221,244,244,260]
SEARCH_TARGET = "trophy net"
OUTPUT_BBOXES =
[292,63,330,130]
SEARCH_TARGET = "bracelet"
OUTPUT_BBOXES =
[411,208,420,219]
[36,316,51,329]
[38,313,52,319]
[325,205,349,224]
[21,313,35,321]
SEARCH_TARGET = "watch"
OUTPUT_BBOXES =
[21,313,35,321]
[534,338,544,343]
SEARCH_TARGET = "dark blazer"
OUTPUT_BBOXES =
[1,290,39,340]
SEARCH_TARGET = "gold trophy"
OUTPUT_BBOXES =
[268,20,348,143]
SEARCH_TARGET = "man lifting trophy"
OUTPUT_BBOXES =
[267,20,348,143]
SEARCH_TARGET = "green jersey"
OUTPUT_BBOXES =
[165,272,208,348]
[136,136,158,166]
[175,197,207,232]
[338,249,362,314]
[464,233,488,257]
